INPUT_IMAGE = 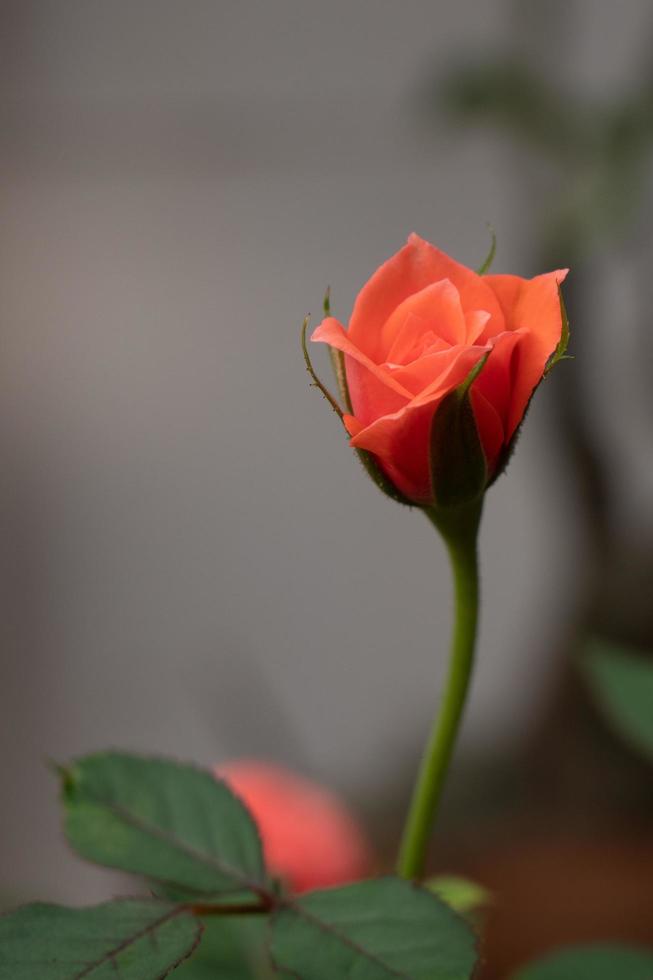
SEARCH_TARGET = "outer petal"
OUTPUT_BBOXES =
[311,317,410,427]
[471,389,505,477]
[349,233,505,361]
[349,346,488,504]
[484,269,569,437]
[471,329,524,436]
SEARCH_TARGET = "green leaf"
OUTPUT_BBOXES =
[429,354,488,508]
[512,944,653,980]
[270,877,477,979]
[61,752,266,897]
[425,875,491,916]
[0,899,201,980]
[175,916,258,980]
[174,917,273,979]
[583,639,653,760]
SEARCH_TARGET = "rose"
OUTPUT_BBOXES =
[311,234,568,507]
[216,760,373,893]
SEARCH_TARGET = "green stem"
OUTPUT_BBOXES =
[397,498,483,880]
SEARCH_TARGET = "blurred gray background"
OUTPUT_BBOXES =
[2,0,653,911]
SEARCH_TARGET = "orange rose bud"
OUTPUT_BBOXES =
[215,761,373,894]
[311,234,568,508]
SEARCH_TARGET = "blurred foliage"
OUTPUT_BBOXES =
[433,57,653,261]
[511,943,653,980]
[174,918,272,979]
[426,874,491,919]
[584,638,653,761]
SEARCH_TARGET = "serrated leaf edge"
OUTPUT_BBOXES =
[62,751,268,898]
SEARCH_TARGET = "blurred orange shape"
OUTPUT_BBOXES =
[215,760,373,894]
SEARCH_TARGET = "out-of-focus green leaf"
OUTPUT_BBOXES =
[61,752,266,896]
[425,875,491,916]
[174,917,274,979]
[0,899,200,980]
[440,60,586,158]
[270,877,477,979]
[512,943,653,979]
[583,639,653,760]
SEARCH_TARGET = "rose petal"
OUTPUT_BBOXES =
[311,317,411,426]
[349,345,488,503]
[349,233,505,361]
[343,413,363,437]
[484,269,569,437]
[472,329,524,432]
[382,279,466,357]
[465,309,491,344]
[390,343,490,398]
[471,388,505,476]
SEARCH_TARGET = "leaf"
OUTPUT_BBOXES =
[424,875,491,916]
[0,899,201,980]
[511,943,653,980]
[174,917,272,979]
[583,639,653,760]
[61,752,266,897]
[270,877,477,979]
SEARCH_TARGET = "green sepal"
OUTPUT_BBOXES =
[429,353,489,508]
[476,225,497,275]
[301,317,344,421]
[328,344,351,413]
[544,284,570,374]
